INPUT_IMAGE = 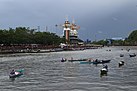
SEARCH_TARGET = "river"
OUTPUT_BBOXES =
[0,46,137,91]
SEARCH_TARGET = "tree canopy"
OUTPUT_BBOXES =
[0,27,65,45]
[127,30,137,43]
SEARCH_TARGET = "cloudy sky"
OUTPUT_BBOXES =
[0,0,137,41]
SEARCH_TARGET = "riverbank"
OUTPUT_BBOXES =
[0,44,103,54]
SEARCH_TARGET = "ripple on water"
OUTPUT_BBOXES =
[0,47,137,91]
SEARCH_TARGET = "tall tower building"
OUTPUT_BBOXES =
[62,18,80,44]
[62,19,71,44]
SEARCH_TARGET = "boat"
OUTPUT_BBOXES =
[100,65,108,76]
[119,61,124,67]
[80,59,111,64]
[92,59,111,64]
[68,58,89,62]
[9,69,24,78]
[80,61,93,64]
[61,57,91,62]
[129,53,136,57]
[100,68,108,75]
[61,58,67,62]
[120,54,124,57]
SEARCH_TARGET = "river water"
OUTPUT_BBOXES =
[0,46,137,91]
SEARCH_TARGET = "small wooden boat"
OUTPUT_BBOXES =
[61,58,67,62]
[119,61,124,67]
[127,49,130,52]
[120,54,124,57]
[100,68,108,73]
[92,59,111,64]
[61,57,91,62]
[100,65,108,76]
[80,59,111,64]
[9,69,24,78]
[68,58,88,62]
[129,53,136,57]
[80,61,93,64]
[100,68,108,76]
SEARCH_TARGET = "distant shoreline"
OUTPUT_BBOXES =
[0,46,136,56]
[3,44,136,54]
[0,45,102,54]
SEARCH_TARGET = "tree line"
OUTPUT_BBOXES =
[1,27,137,46]
[126,30,137,45]
[91,30,137,46]
[0,27,65,45]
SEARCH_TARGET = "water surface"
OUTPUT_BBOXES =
[0,46,137,91]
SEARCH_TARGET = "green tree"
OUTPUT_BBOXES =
[127,30,137,45]
[0,27,65,45]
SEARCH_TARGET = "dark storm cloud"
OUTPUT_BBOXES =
[0,0,137,41]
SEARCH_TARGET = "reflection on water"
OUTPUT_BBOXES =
[0,46,137,91]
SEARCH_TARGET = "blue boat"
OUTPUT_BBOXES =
[80,61,93,64]
[9,69,24,78]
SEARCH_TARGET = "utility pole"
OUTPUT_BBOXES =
[38,26,40,31]
[46,26,48,32]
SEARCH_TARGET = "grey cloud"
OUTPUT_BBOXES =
[0,0,137,41]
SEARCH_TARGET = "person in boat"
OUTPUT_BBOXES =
[119,61,124,67]
[94,59,98,62]
[61,58,66,62]
[71,57,73,60]
[88,59,91,62]
[85,58,91,62]
[103,65,108,69]
[62,58,64,60]
[10,69,15,75]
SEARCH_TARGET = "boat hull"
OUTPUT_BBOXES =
[80,61,93,64]
[129,54,136,57]
[68,59,88,62]
[80,59,111,64]
[9,73,23,78]
[93,60,111,64]
[9,69,24,78]
[100,68,108,76]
